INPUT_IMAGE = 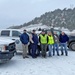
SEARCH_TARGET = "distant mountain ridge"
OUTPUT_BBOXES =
[8,8,75,30]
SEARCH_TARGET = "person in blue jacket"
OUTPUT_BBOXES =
[59,32,69,56]
[30,30,39,58]
[20,29,29,58]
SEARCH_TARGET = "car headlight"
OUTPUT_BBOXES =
[1,45,7,52]
[3,45,7,50]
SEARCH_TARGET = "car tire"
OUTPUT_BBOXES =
[69,42,75,51]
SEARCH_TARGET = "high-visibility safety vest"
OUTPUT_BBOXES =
[48,35,54,44]
[40,34,47,44]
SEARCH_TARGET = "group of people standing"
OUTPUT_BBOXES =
[20,29,69,59]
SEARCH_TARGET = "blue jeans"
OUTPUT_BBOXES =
[48,44,53,56]
[53,43,59,55]
[60,43,68,55]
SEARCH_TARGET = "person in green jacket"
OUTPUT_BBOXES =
[39,30,47,58]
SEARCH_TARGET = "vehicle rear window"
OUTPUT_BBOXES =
[12,31,21,37]
[53,30,61,36]
[1,30,10,36]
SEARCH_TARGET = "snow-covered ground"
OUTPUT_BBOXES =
[0,50,75,75]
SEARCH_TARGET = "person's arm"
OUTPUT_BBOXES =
[28,35,29,42]
[59,34,61,42]
[47,36,48,43]
[39,36,41,43]
[56,34,59,43]
[20,34,24,44]
[29,34,34,43]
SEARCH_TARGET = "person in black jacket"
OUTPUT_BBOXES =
[59,32,69,56]
[30,30,39,58]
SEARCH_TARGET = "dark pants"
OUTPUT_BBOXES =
[36,45,40,56]
[41,44,47,57]
[28,45,32,55]
[31,44,37,58]
[28,44,40,56]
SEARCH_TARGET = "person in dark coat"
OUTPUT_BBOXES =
[30,30,39,58]
[20,29,29,58]
[59,32,69,56]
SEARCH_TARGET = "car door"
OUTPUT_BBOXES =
[11,30,23,52]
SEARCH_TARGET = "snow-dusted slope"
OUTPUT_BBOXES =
[21,24,49,31]
[20,24,72,35]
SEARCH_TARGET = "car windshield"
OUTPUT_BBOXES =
[46,29,61,36]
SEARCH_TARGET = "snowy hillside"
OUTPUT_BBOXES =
[21,24,50,31]
[20,24,72,35]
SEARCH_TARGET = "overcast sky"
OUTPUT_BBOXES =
[0,0,75,29]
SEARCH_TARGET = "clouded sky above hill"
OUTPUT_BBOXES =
[0,0,75,28]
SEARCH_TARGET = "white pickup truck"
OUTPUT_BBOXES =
[0,29,24,53]
[0,38,15,63]
[0,29,42,54]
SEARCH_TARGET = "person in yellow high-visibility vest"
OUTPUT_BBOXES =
[47,32,54,57]
[39,30,47,58]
